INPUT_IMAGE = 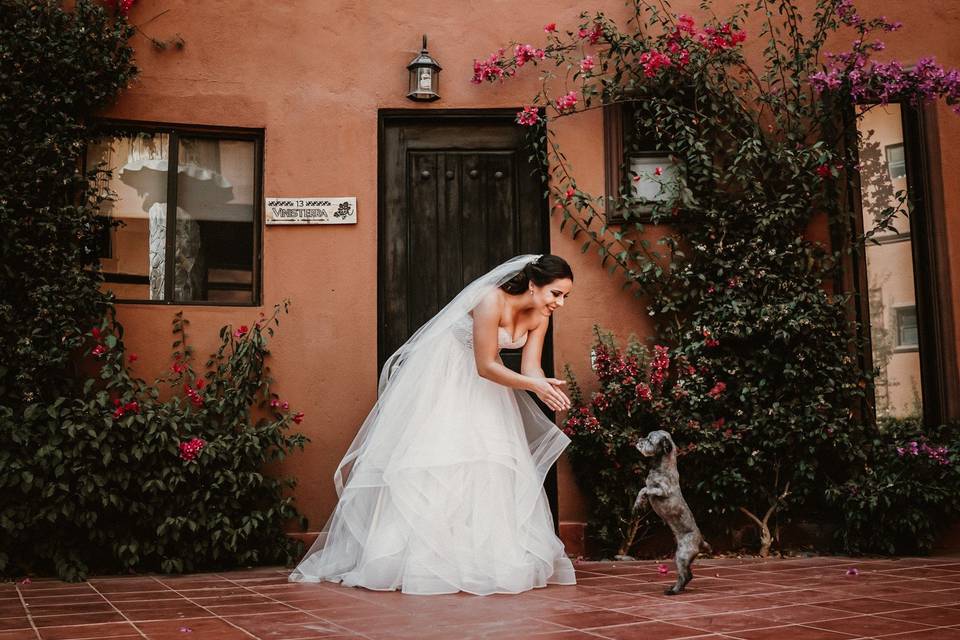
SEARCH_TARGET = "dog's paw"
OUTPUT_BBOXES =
[664,587,682,596]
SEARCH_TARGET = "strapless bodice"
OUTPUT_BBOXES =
[451,316,528,350]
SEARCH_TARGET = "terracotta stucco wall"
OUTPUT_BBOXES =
[101,0,960,537]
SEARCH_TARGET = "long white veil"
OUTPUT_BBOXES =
[290,254,572,587]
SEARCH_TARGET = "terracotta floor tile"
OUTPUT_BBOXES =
[536,609,648,629]
[89,580,166,594]
[727,623,859,639]
[225,611,355,638]
[0,630,38,640]
[205,601,298,616]
[888,589,960,606]
[31,613,126,628]
[24,603,115,617]
[36,621,141,639]
[671,611,784,633]
[0,619,30,632]
[879,627,960,639]
[880,606,960,626]
[587,620,718,639]
[817,596,921,614]
[134,616,252,639]
[100,591,184,604]
[809,613,936,636]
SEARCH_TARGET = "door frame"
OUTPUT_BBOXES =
[376,109,560,519]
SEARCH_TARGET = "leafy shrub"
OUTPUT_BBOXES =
[1,306,309,580]
[829,417,960,555]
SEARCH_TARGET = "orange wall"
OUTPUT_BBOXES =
[102,0,960,533]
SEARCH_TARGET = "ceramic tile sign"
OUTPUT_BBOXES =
[265,197,357,225]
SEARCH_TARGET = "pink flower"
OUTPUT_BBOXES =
[128,353,138,363]
[195,379,205,390]
[846,567,859,576]
[292,411,304,424]
[282,401,289,410]
[92,344,106,357]
[544,22,557,33]
[124,401,139,414]
[116,0,135,14]
[816,163,832,178]
[516,106,540,126]
[472,50,511,84]
[178,437,206,462]
[565,187,575,200]
[92,327,102,340]
[635,383,653,401]
[708,381,727,399]
[654,166,663,176]
[233,325,249,338]
[270,399,280,408]
[555,90,578,113]
[514,44,545,67]
[657,564,669,575]
[18,577,31,585]
[580,55,595,73]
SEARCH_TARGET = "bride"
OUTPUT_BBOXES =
[289,254,577,595]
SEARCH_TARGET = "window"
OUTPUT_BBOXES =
[86,123,262,305]
[885,143,906,181]
[895,306,918,349]
[603,103,683,224]
[852,103,959,423]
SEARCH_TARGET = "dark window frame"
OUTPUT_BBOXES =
[842,102,960,425]
[87,119,264,307]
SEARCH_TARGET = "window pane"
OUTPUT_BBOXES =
[856,104,922,418]
[86,132,170,301]
[896,306,918,347]
[886,143,906,180]
[174,138,255,303]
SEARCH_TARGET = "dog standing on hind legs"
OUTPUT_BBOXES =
[634,430,711,595]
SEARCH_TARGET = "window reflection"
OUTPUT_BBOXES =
[856,104,922,418]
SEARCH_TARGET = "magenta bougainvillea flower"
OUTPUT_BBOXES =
[516,106,540,126]
[179,437,206,462]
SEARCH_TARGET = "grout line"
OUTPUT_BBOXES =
[84,581,150,639]
[145,575,260,639]
[13,584,42,640]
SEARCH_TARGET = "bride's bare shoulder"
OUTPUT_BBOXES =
[473,288,505,315]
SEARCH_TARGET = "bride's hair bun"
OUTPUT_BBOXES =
[500,254,574,295]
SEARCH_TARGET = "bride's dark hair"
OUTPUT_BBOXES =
[500,254,574,295]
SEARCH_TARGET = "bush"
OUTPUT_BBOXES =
[0,305,309,580]
[829,417,960,555]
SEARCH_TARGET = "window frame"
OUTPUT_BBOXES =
[842,102,960,425]
[87,119,264,307]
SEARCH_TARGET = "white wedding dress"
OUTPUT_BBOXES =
[289,255,576,595]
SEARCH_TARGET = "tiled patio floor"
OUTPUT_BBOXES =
[3,556,960,639]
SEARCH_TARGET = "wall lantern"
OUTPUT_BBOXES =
[407,35,441,102]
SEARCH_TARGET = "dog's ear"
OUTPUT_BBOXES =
[657,435,674,456]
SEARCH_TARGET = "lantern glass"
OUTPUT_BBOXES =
[408,66,438,100]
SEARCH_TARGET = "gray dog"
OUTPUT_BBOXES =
[634,430,710,595]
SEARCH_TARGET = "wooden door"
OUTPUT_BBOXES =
[378,110,557,516]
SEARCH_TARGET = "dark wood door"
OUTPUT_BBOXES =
[379,111,549,370]
[378,110,557,518]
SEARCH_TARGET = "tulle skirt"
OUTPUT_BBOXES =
[289,330,576,595]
